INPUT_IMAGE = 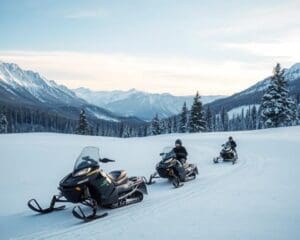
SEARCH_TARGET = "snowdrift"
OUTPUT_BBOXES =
[0,127,300,240]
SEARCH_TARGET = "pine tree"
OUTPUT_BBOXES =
[245,107,251,130]
[251,105,257,129]
[286,97,299,126]
[188,92,206,132]
[205,106,213,132]
[151,114,161,135]
[172,116,178,133]
[0,113,8,133]
[76,109,90,135]
[212,112,216,131]
[260,63,296,128]
[179,102,188,133]
[167,118,172,133]
[160,120,166,134]
[220,107,229,131]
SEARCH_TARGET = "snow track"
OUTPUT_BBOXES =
[1,127,300,240]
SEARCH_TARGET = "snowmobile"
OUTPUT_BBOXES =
[27,146,148,221]
[147,147,198,188]
[213,142,238,164]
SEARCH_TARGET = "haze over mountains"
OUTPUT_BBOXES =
[74,88,224,121]
[0,61,142,124]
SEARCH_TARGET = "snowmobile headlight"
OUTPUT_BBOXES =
[73,167,91,177]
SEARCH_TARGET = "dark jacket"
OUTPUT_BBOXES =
[173,146,188,160]
[229,140,237,149]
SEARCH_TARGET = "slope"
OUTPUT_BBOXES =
[0,127,300,240]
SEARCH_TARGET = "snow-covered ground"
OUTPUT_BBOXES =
[1,127,300,240]
[227,104,260,119]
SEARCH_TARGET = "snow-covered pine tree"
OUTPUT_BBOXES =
[172,116,178,133]
[220,107,229,131]
[122,125,131,138]
[260,63,296,128]
[188,92,206,132]
[215,114,221,131]
[160,119,167,134]
[179,102,188,133]
[212,112,216,131]
[76,109,90,135]
[0,113,8,133]
[167,118,172,134]
[285,97,299,126]
[151,114,161,135]
[205,106,213,132]
[241,109,246,130]
[251,105,258,130]
[245,107,251,130]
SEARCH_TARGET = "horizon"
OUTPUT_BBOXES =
[1,0,300,95]
[1,59,298,97]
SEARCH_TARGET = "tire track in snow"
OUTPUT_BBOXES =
[12,143,268,240]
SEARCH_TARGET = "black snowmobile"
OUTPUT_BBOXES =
[147,147,198,188]
[213,142,238,164]
[27,146,148,221]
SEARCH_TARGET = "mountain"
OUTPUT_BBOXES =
[0,61,143,124]
[207,63,300,113]
[74,88,225,121]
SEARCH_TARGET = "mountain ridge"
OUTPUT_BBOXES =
[0,61,143,124]
[74,87,225,121]
[206,62,300,113]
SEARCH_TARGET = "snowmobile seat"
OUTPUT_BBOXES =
[183,162,190,169]
[109,170,128,185]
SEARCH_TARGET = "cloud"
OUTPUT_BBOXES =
[0,50,291,95]
[223,26,300,64]
[205,1,300,37]
[62,8,110,19]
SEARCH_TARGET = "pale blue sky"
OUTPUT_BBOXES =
[0,0,299,95]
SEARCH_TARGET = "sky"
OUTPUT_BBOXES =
[0,0,299,96]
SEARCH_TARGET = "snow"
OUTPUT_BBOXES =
[227,104,260,119]
[240,62,300,96]
[74,87,225,120]
[1,127,300,240]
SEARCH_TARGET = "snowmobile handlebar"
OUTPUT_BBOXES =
[99,158,115,163]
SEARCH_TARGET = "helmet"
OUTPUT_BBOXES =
[175,139,182,146]
[229,136,233,140]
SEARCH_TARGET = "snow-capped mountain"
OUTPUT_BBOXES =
[207,63,300,113]
[0,61,81,105]
[74,87,224,121]
[0,62,142,124]
[240,63,300,96]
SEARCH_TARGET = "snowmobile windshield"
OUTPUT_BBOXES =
[74,146,100,172]
[224,142,231,150]
[161,147,176,160]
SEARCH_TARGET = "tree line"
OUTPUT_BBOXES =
[0,105,147,137]
[149,63,299,135]
[0,63,299,136]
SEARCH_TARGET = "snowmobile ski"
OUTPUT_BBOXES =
[72,206,108,221]
[27,196,66,214]
[149,147,198,188]
[28,147,147,221]
[213,143,238,165]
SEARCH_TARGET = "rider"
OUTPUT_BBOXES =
[227,136,237,153]
[173,139,188,165]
